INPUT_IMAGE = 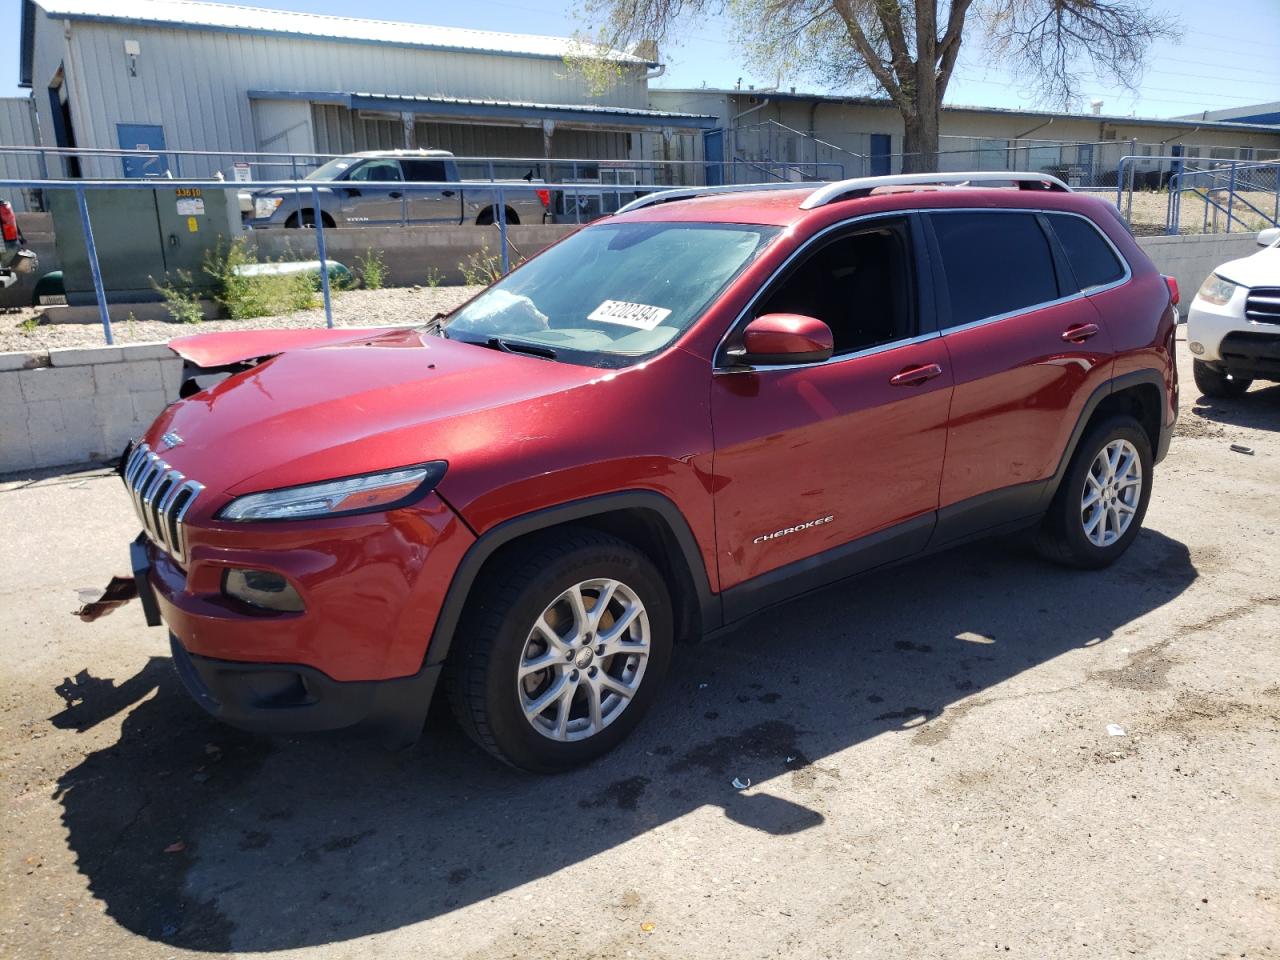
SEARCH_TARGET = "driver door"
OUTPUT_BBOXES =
[710,215,953,617]
[340,159,405,225]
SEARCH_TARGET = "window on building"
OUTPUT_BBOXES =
[1046,214,1126,291]
[930,212,1060,328]
[755,218,915,355]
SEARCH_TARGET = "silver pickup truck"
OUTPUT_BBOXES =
[243,150,550,229]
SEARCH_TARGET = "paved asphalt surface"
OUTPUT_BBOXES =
[1,343,1277,959]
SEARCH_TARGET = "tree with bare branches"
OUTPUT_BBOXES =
[576,0,1178,172]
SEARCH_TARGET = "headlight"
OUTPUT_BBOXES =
[1195,274,1239,306]
[253,196,284,220]
[219,462,446,521]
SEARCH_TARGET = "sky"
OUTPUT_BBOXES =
[3,0,1278,120]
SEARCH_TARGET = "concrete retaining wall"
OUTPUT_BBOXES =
[1136,233,1260,316]
[0,342,181,473]
[251,223,577,287]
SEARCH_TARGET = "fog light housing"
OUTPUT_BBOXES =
[1189,341,1205,355]
[223,568,304,612]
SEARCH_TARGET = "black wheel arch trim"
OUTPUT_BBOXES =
[424,490,719,669]
[1043,367,1170,508]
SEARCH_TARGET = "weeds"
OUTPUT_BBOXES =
[458,245,505,286]
[203,237,317,320]
[355,249,388,290]
[152,269,205,324]
[425,266,443,289]
[18,315,39,335]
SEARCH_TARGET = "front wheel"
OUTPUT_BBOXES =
[1035,415,1153,569]
[445,529,672,772]
[1193,359,1251,399]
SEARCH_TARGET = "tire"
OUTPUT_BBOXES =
[445,528,673,772]
[1035,415,1154,569]
[285,209,331,229]
[1193,359,1251,399]
[476,206,519,227]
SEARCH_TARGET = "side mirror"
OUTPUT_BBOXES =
[736,313,834,366]
[1257,227,1280,247]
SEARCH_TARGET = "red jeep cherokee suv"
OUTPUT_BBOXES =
[119,172,1178,771]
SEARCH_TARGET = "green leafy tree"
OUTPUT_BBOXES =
[575,0,1177,172]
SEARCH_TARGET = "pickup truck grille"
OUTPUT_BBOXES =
[1245,288,1280,324]
[122,442,204,563]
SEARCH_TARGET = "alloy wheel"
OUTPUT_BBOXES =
[1081,438,1143,548]
[516,578,650,742]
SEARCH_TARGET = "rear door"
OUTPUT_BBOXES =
[116,123,169,178]
[401,158,459,224]
[340,158,405,225]
[926,209,1118,540]
[711,214,953,614]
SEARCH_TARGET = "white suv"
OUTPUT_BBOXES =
[1187,227,1280,398]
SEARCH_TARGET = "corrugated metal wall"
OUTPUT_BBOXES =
[27,7,651,179]
[0,97,42,211]
[310,104,633,164]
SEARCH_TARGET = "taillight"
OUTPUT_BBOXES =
[0,203,16,243]
[535,188,550,209]
[1163,274,1180,306]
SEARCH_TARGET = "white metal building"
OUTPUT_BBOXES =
[14,0,715,179]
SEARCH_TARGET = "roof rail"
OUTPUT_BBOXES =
[614,180,819,215]
[799,171,1072,210]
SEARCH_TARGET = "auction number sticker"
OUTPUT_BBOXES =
[587,300,672,330]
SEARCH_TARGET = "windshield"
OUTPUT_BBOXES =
[306,157,357,181]
[443,221,779,367]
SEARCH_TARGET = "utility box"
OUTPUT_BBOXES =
[47,186,241,304]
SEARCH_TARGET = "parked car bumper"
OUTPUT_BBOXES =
[1188,292,1280,379]
[130,490,473,741]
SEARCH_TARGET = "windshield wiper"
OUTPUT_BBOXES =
[485,336,558,360]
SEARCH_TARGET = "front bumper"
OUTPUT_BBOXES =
[131,532,446,746]
[169,632,441,748]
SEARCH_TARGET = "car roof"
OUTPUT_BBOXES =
[613,179,1120,229]
[349,149,455,159]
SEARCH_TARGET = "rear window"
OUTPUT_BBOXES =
[1047,213,1126,290]
[402,159,449,182]
[930,212,1060,328]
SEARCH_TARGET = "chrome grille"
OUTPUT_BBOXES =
[1245,287,1280,324]
[122,442,204,563]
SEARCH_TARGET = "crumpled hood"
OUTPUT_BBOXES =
[1213,244,1280,289]
[147,327,600,507]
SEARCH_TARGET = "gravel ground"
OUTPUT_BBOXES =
[0,343,1277,959]
[0,286,483,354]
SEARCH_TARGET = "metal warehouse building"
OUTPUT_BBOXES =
[14,0,715,180]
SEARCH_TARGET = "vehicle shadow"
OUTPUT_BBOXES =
[1190,381,1280,432]
[52,529,1196,951]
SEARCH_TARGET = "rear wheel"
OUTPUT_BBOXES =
[1193,359,1251,399]
[445,529,672,772]
[1035,415,1153,569]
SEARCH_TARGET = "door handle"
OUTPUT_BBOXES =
[441,190,455,198]
[889,362,944,387]
[1061,322,1100,343]
[389,191,403,199]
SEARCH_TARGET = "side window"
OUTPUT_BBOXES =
[930,212,1059,328]
[1046,213,1125,290]
[349,159,403,182]
[401,159,448,182]
[755,218,915,356]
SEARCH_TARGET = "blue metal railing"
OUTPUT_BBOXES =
[1116,155,1280,235]
[0,144,842,195]
[0,176,824,345]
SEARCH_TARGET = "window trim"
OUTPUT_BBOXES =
[1041,210,1128,294]
[713,211,936,373]
[922,208,1132,337]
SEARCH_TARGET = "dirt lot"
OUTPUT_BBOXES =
[1,343,1277,959]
